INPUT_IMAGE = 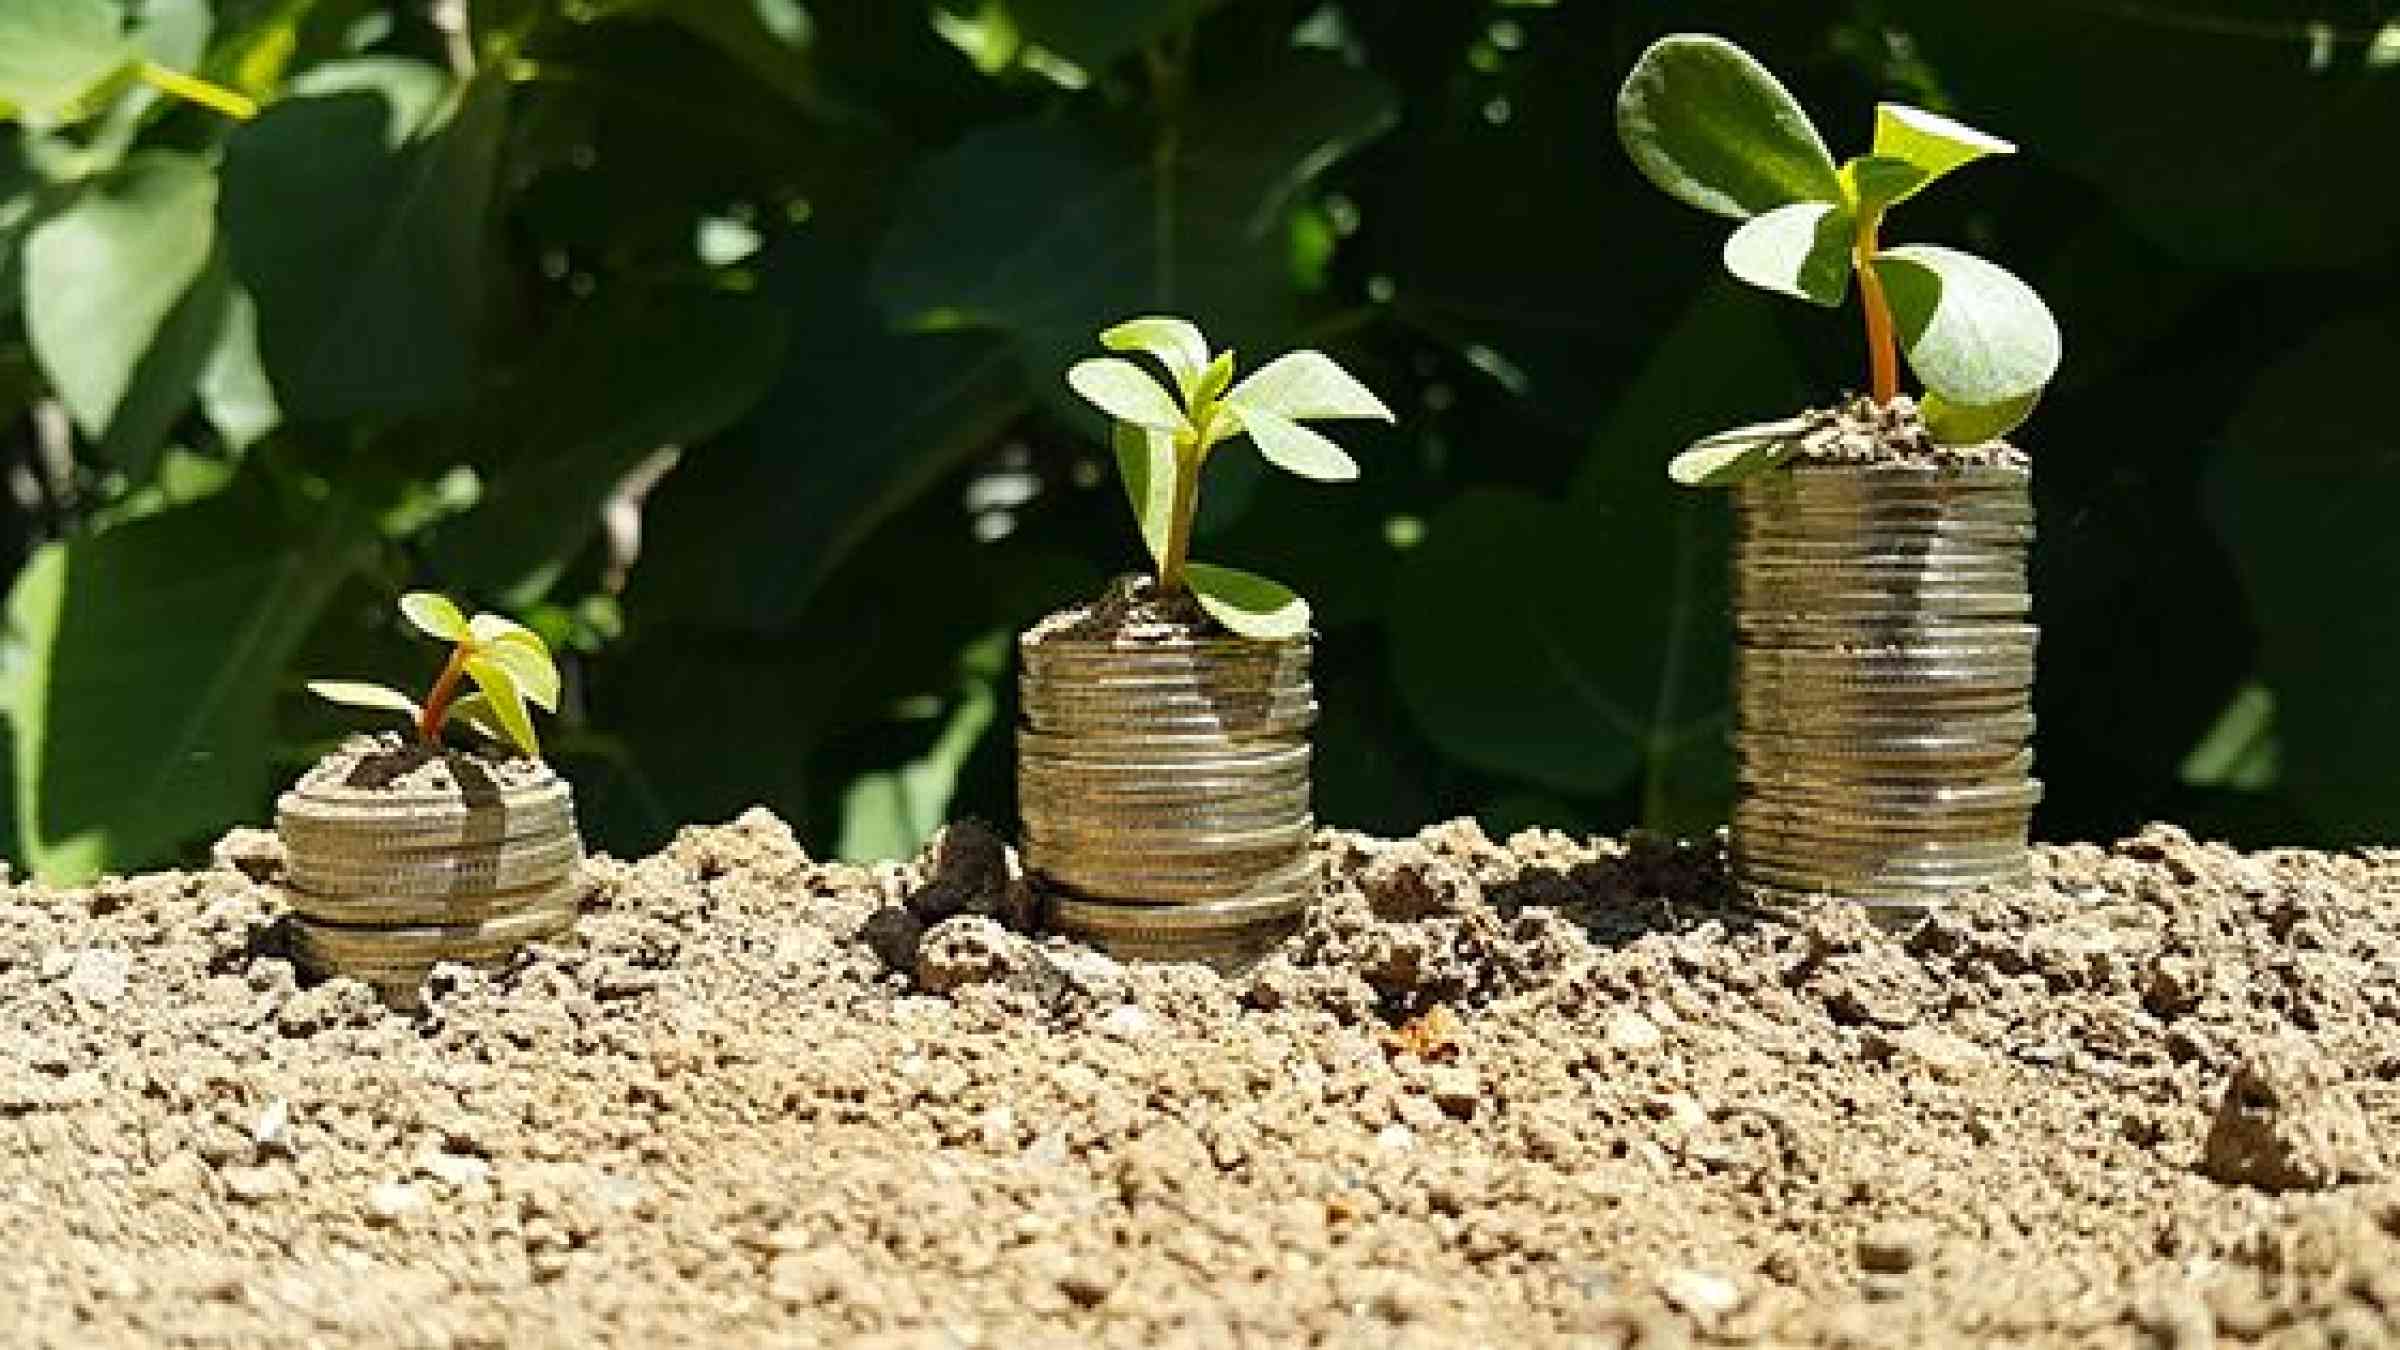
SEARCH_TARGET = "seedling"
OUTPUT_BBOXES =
[1616,34,2061,485]
[1067,316,1392,639]
[308,592,562,758]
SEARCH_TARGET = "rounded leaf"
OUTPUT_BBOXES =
[1231,403,1360,482]
[0,0,139,123]
[1922,388,2041,446]
[1066,357,1191,433]
[398,591,470,643]
[1099,316,1210,400]
[1720,201,1852,308]
[305,680,420,720]
[1224,350,1393,422]
[1616,33,1842,220]
[477,629,561,712]
[1872,244,2061,409]
[461,655,540,757]
[1185,562,1310,641]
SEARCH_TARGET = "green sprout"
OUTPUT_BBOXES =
[1068,316,1393,640]
[0,0,260,125]
[1616,34,2062,485]
[308,592,562,759]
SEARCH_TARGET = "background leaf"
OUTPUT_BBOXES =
[0,0,138,123]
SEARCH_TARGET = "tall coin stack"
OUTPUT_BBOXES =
[277,753,583,1002]
[1018,629,1316,967]
[1730,462,2039,919]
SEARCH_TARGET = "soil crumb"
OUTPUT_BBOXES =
[3,813,2395,1346]
[291,731,553,799]
[1790,393,2032,471]
[1023,573,1227,646]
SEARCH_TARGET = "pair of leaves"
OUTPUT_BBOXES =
[1617,34,2059,447]
[1071,315,1392,640]
[309,591,562,757]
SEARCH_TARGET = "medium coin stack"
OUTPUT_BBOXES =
[1018,630,1316,967]
[1730,462,2039,919]
[277,755,583,1002]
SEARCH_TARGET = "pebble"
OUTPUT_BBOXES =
[419,1151,492,1188]
[1659,1268,1740,1321]
[364,1181,425,1224]
[1098,1003,1155,1039]
[252,1099,291,1155]
[1426,1066,1482,1120]
[1608,1010,1663,1052]
[65,949,129,1005]
[221,1164,287,1203]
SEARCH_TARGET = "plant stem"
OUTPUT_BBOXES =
[135,62,259,121]
[417,645,471,745]
[1158,445,1201,592]
[1853,208,1899,406]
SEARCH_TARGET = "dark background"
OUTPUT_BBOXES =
[3,0,2394,880]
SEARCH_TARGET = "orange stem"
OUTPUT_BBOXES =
[1854,212,1899,406]
[417,646,470,744]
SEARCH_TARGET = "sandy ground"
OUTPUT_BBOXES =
[1,812,2394,1347]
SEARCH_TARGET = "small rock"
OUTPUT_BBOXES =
[252,1099,292,1155]
[2200,1037,2385,1193]
[1098,1003,1154,1040]
[211,828,286,883]
[1426,1065,1482,1120]
[1608,1010,1662,1053]
[364,1181,425,1224]
[1659,1268,1741,1322]
[1059,1260,1118,1308]
[858,905,925,974]
[64,949,129,1006]
[1856,1219,1933,1274]
[419,1151,492,1189]
[915,915,1062,1002]
[221,1164,287,1203]
[1376,1124,1416,1152]
[904,821,1026,926]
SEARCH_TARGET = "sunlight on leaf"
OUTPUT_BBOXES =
[1874,244,2060,409]
[399,590,470,642]
[1186,562,1310,640]
[1066,356,1190,432]
[462,655,538,756]
[305,680,419,719]
[1100,315,1210,401]
[1720,200,1850,307]
[1871,103,2012,204]
[1226,349,1394,422]
[1616,33,1842,220]
[1668,417,1809,487]
[1229,403,1360,482]
[1114,421,1177,569]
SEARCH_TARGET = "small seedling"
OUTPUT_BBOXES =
[309,592,562,758]
[1067,316,1392,639]
[1616,34,2061,485]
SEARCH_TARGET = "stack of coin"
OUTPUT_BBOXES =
[1730,462,2038,920]
[1018,630,1315,967]
[277,754,583,1003]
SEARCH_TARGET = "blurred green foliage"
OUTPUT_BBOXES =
[0,0,2393,881]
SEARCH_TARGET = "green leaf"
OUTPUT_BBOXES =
[871,58,1395,407]
[220,60,506,420]
[0,0,138,124]
[195,286,278,450]
[1223,349,1393,422]
[21,150,229,479]
[5,471,369,880]
[306,680,419,719]
[1667,416,1809,487]
[1184,562,1309,641]
[1191,349,1235,409]
[992,0,1222,72]
[443,690,509,747]
[434,284,787,606]
[1870,103,2011,204]
[834,630,1007,861]
[1099,315,1209,401]
[399,591,470,642]
[1227,402,1358,482]
[1922,388,2040,446]
[1840,154,1929,211]
[462,654,539,757]
[1873,244,2061,409]
[472,621,560,712]
[1114,420,1177,570]
[1066,356,1189,432]
[1615,33,1842,220]
[1719,200,1851,308]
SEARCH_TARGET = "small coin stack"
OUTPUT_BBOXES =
[1018,630,1316,967]
[1730,462,2039,919]
[277,756,583,1003]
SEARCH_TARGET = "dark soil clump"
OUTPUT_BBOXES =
[1022,573,1226,646]
[292,731,553,798]
[2,812,2393,1345]
[1788,393,2033,471]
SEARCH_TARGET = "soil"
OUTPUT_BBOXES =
[292,733,554,799]
[1790,395,2032,471]
[1023,574,1227,646]
[4,814,2395,1347]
